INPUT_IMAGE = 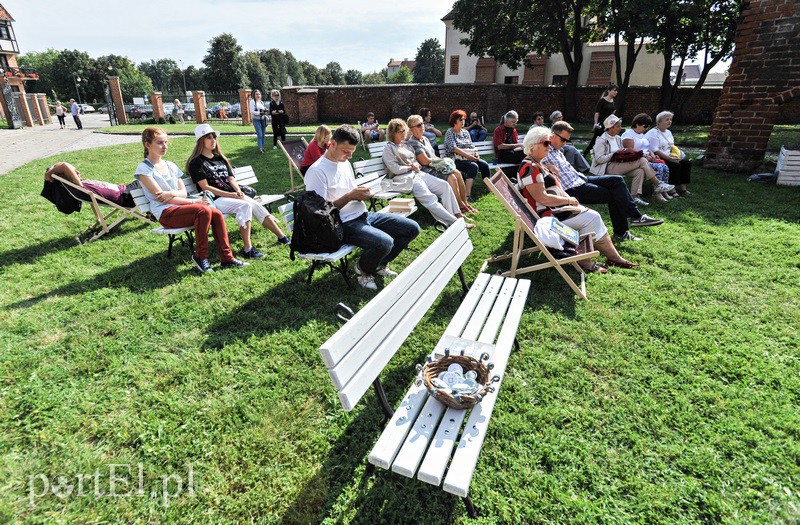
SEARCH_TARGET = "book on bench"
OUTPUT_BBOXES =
[387,198,415,213]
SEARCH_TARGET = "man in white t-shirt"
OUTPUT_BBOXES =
[305,125,420,290]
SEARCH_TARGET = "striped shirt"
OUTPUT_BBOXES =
[544,148,587,191]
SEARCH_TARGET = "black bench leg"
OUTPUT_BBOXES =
[167,234,175,258]
[333,257,353,289]
[514,337,520,353]
[365,462,375,477]
[373,378,394,428]
[458,267,469,300]
[463,496,478,519]
[307,261,321,284]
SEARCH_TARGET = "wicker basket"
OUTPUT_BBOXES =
[415,350,499,410]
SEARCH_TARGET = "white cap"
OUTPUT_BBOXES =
[603,115,621,130]
[193,123,220,142]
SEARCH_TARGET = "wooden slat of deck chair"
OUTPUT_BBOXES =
[278,138,309,193]
[50,174,153,244]
[483,168,599,300]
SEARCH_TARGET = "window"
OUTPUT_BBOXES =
[504,76,519,84]
[0,24,9,40]
[0,55,9,70]
[449,55,459,76]
[552,75,568,86]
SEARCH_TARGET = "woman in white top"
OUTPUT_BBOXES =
[381,118,474,229]
[53,101,66,128]
[645,111,693,196]
[622,113,677,201]
[172,98,185,125]
[249,90,268,153]
[590,115,673,206]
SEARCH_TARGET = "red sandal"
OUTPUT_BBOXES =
[606,258,639,268]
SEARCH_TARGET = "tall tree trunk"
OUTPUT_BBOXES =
[659,42,674,110]
[614,37,644,120]
[675,41,731,121]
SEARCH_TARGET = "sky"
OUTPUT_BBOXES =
[6,0,455,73]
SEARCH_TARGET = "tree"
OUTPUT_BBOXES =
[17,49,61,100]
[117,67,153,101]
[138,59,180,92]
[258,49,288,88]
[388,66,413,84]
[344,69,363,85]
[96,54,151,101]
[413,38,444,83]
[203,33,246,92]
[243,51,270,93]
[299,60,323,85]
[362,70,388,85]
[284,51,306,85]
[184,66,206,91]
[325,62,345,85]
[452,0,600,119]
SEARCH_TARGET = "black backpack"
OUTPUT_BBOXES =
[290,191,345,260]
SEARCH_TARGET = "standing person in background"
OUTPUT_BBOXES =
[54,101,66,129]
[300,125,331,175]
[70,99,82,130]
[269,89,287,149]
[249,90,268,153]
[173,99,185,124]
[465,112,488,142]
[584,84,618,156]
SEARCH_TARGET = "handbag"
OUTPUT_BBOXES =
[611,148,644,163]
[455,147,478,161]
[239,184,257,198]
[670,145,684,159]
[429,157,456,175]
[380,173,415,193]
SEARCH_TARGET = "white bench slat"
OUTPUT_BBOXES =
[415,278,518,486]
[320,221,470,368]
[443,279,530,498]
[368,141,388,157]
[327,228,469,390]
[336,241,473,411]
[294,244,356,263]
[367,273,492,470]
[391,396,448,478]
[460,275,507,341]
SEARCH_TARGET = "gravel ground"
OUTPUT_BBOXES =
[0,113,140,175]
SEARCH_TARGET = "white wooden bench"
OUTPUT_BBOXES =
[319,219,530,518]
[351,157,405,211]
[278,197,417,288]
[472,140,518,172]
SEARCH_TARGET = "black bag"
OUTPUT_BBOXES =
[240,184,257,198]
[290,191,345,260]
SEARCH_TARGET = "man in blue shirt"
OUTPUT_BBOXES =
[70,99,83,129]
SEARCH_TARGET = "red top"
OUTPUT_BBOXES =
[493,124,519,157]
[300,140,328,168]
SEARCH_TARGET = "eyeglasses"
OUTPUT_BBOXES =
[540,140,551,147]
[411,123,424,128]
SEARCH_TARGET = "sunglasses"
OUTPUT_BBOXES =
[540,140,552,147]
[552,132,569,143]
[411,123,424,128]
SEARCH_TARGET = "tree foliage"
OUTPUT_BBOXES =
[137,59,180,92]
[362,70,388,85]
[203,33,246,92]
[344,69,363,85]
[258,49,288,88]
[413,38,444,83]
[243,51,270,93]
[325,62,345,85]
[388,66,413,84]
[284,51,306,85]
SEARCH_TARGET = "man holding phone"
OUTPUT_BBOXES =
[465,112,487,142]
[305,125,420,290]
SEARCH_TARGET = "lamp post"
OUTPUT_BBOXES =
[179,60,188,101]
[72,72,82,104]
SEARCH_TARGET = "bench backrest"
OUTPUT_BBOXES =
[368,141,388,158]
[277,201,295,234]
[319,219,473,411]
[473,140,496,157]
[352,157,388,191]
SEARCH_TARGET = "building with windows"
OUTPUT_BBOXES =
[1,3,44,128]
[387,58,416,76]
[441,9,664,86]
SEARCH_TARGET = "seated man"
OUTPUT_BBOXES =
[545,121,663,242]
[305,125,420,290]
[43,162,134,209]
[493,110,526,167]
[465,112,488,142]
[361,112,385,144]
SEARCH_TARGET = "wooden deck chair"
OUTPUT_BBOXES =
[51,174,153,244]
[278,138,309,194]
[482,169,600,300]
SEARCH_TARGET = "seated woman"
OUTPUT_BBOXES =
[300,125,331,176]
[382,119,474,229]
[445,110,491,202]
[590,115,673,206]
[519,126,638,271]
[187,124,290,260]
[645,111,693,196]
[135,126,247,273]
[419,107,443,146]
[407,114,476,215]
[621,113,677,201]
[44,162,134,208]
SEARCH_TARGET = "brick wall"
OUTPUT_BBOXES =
[705,0,800,171]
[281,84,727,126]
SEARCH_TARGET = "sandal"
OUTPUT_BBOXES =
[584,263,608,274]
[606,258,639,269]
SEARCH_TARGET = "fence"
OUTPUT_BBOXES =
[204,91,242,125]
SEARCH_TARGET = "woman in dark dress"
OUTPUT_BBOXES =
[584,84,618,157]
[269,89,287,149]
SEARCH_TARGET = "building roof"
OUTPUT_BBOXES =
[441,8,456,21]
[673,64,702,80]
[387,59,416,70]
[0,4,14,21]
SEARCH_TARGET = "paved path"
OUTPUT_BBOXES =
[0,113,141,175]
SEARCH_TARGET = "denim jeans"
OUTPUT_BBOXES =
[342,212,420,275]
[454,158,490,180]
[252,119,266,149]
[469,129,488,142]
[566,175,641,236]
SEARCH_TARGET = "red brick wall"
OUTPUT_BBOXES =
[705,0,800,171]
[281,84,727,127]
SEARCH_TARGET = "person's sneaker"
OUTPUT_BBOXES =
[242,247,265,259]
[375,266,398,278]
[277,235,291,245]
[614,231,642,242]
[192,254,214,273]
[631,214,664,227]
[653,182,675,193]
[220,258,250,269]
[354,264,378,290]
[632,197,649,206]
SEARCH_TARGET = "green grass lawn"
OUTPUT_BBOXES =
[1,136,799,523]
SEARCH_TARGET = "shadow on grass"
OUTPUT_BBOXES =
[0,234,83,271]
[7,251,186,309]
